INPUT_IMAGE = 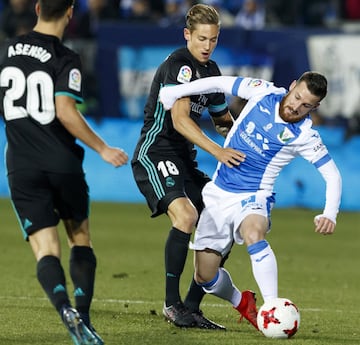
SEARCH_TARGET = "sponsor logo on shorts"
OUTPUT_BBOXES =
[166,177,175,187]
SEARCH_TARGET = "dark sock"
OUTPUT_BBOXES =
[70,246,97,327]
[36,255,71,314]
[184,277,205,312]
[184,247,231,311]
[164,227,191,306]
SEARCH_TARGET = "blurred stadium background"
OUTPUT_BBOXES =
[1,0,360,211]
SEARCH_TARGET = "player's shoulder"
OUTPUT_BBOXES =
[166,47,193,66]
[296,118,324,142]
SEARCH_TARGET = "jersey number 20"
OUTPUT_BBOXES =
[0,66,55,124]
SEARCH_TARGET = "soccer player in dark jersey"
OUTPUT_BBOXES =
[131,3,254,329]
[0,1,128,344]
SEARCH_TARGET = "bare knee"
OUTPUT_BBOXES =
[63,218,91,247]
[168,198,198,233]
[194,249,222,284]
[239,214,268,245]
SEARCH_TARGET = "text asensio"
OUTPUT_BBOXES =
[8,43,51,63]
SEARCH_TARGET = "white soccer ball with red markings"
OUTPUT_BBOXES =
[257,297,300,339]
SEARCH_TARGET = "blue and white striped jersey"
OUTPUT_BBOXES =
[214,77,331,193]
[159,75,341,221]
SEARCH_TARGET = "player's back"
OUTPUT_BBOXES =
[0,31,85,174]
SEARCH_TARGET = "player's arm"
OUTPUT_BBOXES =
[171,97,245,168]
[160,76,239,110]
[55,95,128,167]
[314,159,342,235]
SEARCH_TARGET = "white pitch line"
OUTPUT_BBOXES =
[0,295,358,314]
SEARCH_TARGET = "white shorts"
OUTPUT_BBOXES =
[191,181,275,256]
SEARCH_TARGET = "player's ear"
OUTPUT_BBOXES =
[66,5,74,21]
[184,28,190,42]
[35,2,40,16]
[289,80,297,91]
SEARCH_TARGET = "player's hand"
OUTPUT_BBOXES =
[215,125,230,137]
[314,214,336,235]
[100,146,128,167]
[159,86,178,110]
[215,147,246,168]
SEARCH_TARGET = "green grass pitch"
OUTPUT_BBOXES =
[0,198,359,345]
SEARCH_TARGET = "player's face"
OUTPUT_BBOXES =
[184,24,219,64]
[279,80,320,123]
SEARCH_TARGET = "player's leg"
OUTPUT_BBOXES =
[162,197,198,327]
[182,169,208,313]
[196,250,259,330]
[29,226,73,312]
[132,155,198,327]
[239,214,278,302]
[8,170,73,313]
[52,173,102,344]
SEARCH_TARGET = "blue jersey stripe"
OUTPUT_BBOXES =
[314,154,331,168]
[231,77,243,96]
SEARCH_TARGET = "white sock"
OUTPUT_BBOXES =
[248,240,278,301]
[201,267,241,307]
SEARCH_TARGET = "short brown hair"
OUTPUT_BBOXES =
[185,4,220,32]
[298,71,328,101]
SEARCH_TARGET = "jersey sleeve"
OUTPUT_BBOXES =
[159,76,278,110]
[54,54,84,103]
[296,128,342,222]
[163,56,195,86]
[296,128,331,166]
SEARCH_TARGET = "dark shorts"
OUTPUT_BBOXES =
[132,153,210,217]
[8,170,89,240]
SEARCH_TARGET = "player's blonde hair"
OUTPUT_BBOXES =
[185,4,221,32]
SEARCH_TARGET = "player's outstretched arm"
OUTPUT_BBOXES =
[55,95,128,167]
[171,98,245,168]
[313,159,342,235]
[159,76,239,110]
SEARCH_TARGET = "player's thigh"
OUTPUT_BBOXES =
[131,155,188,217]
[185,166,210,215]
[8,170,60,240]
[191,190,234,256]
[233,191,275,245]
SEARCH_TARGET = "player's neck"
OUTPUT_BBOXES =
[33,21,66,40]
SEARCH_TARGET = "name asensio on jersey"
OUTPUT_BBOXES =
[8,43,51,63]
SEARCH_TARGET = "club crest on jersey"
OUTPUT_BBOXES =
[277,127,295,143]
[68,68,81,91]
[177,65,192,83]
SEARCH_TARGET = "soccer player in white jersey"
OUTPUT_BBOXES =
[159,72,342,330]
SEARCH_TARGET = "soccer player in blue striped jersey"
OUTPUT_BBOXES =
[159,72,342,329]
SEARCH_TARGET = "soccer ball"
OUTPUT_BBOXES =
[257,297,300,339]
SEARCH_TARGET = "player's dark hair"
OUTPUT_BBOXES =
[185,4,220,32]
[38,0,75,20]
[298,71,327,101]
